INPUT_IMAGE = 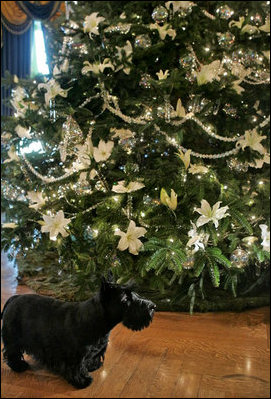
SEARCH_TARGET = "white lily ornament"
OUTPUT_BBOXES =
[81,59,114,75]
[156,70,169,80]
[187,221,209,253]
[196,60,222,86]
[40,210,71,241]
[176,149,191,170]
[259,224,270,252]
[160,188,178,211]
[27,191,47,210]
[83,12,105,39]
[15,125,31,139]
[2,223,18,229]
[112,181,145,193]
[249,153,270,169]
[110,128,134,140]
[3,146,20,163]
[38,79,69,106]
[165,1,195,14]
[93,140,114,162]
[195,200,229,228]
[188,164,209,175]
[150,23,176,40]
[174,98,186,118]
[237,129,267,154]
[259,15,270,33]
[10,87,28,117]
[115,220,147,255]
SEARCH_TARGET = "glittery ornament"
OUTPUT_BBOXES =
[59,115,83,162]
[179,54,196,69]
[222,103,237,117]
[152,6,168,24]
[134,34,152,48]
[84,225,94,240]
[216,5,234,20]
[227,158,248,172]
[143,195,152,205]
[139,73,152,89]
[157,103,175,119]
[242,50,259,67]
[182,256,194,269]
[104,23,131,34]
[230,248,249,268]
[217,32,235,48]
[250,13,263,26]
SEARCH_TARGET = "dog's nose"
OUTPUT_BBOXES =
[150,303,156,310]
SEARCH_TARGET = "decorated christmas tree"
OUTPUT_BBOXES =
[1,1,270,311]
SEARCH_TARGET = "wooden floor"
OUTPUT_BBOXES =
[1,252,270,398]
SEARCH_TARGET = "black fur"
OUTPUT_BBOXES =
[1,278,156,389]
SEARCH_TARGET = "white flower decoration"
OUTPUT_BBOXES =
[196,60,222,86]
[176,149,191,170]
[229,16,245,29]
[195,200,229,228]
[93,140,114,162]
[116,40,133,60]
[165,1,195,14]
[259,224,270,252]
[237,129,267,154]
[110,128,134,140]
[188,164,209,175]
[81,59,114,75]
[112,181,145,193]
[38,79,69,106]
[115,40,133,75]
[232,79,245,95]
[83,12,105,39]
[27,191,47,210]
[249,153,270,169]
[40,210,71,241]
[150,23,176,40]
[3,146,20,163]
[156,70,169,80]
[173,98,186,118]
[160,188,178,211]
[2,223,18,229]
[53,58,69,75]
[115,220,147,255]
[187,221,209,253]
[15,125,31,139]
[259,15,270,33]
[10,87,28,117]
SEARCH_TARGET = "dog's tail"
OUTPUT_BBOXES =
[1,295,19,319]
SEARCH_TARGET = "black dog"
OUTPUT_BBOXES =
[1,277,156,389]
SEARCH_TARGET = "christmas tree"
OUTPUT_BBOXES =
[1,1,270,312]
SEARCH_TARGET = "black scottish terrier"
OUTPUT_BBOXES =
[1,277,156,389]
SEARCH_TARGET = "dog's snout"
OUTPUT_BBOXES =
[150,303,156,310]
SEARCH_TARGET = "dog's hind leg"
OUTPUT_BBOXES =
[2,328,29,372]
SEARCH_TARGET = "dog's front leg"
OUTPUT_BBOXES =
[64,362,93,389]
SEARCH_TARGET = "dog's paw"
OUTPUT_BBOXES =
[69,374,93,389]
